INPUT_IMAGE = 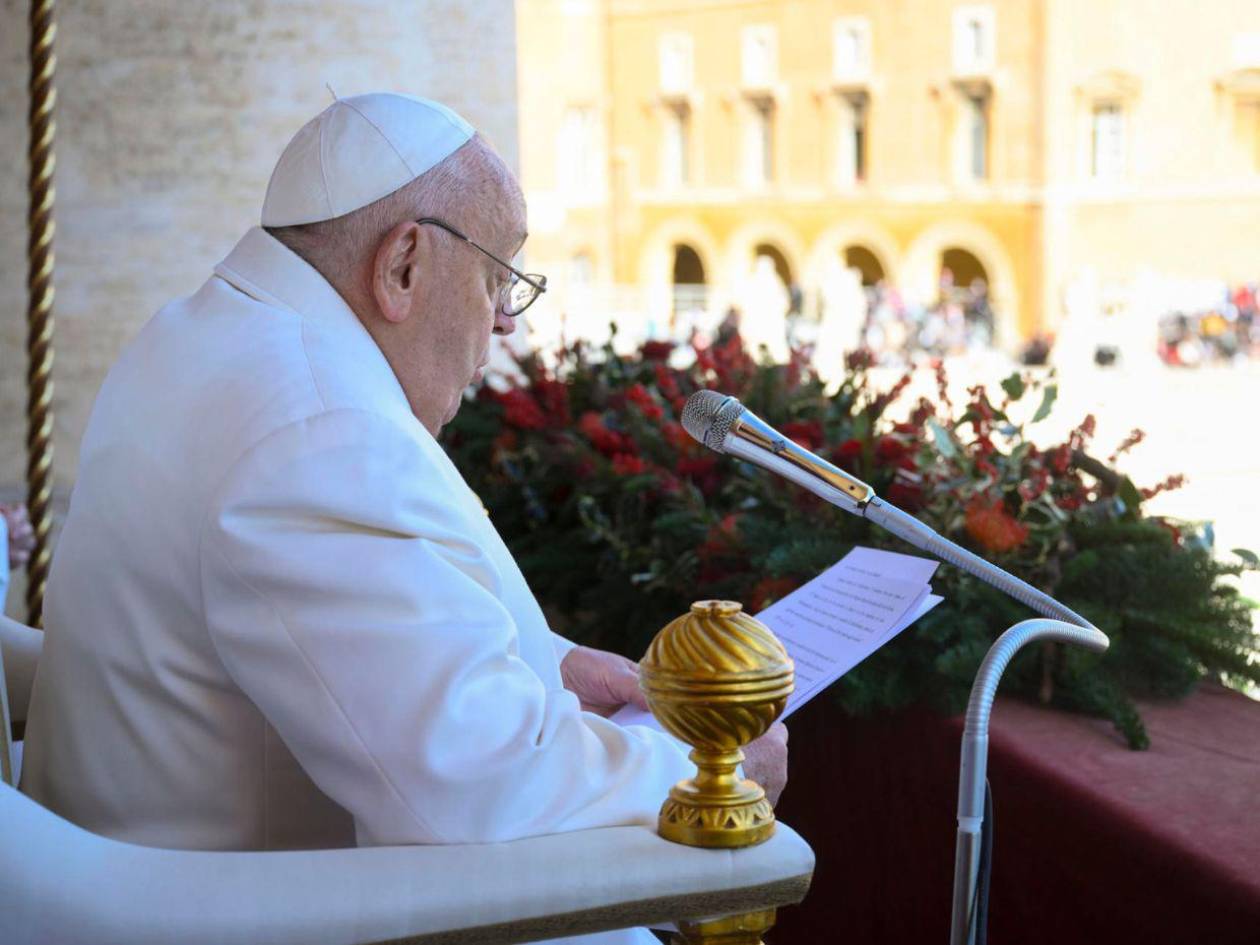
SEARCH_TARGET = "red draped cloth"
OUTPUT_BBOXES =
[774,684,1260,944]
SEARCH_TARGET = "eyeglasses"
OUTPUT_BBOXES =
[417,217,547,316]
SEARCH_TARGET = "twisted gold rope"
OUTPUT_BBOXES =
[25,0,58,628]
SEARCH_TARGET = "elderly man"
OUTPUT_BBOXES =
[20,94,787,944]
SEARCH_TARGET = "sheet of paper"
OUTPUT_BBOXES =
[610,547,942,732]
[836,546,940,585]
[779,592,941,720]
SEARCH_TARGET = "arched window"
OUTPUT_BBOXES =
[672,244,706,284]
[753,243,798,314]
[843,245,885,287]
[941,247,988,290]
[940,247,995,345]
[671,244,707,331]
[753,243,793,286]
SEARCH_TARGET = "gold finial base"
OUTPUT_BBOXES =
[674,909,776,945]
[659,747,775,848]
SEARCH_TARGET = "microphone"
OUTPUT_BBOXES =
[681,390,875,513]
[680,389,1100,632]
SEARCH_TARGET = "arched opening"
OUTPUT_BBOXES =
[672,244,706,285]
[843,245,885,287]
[671,243,708,332]
[940,246,996,346]
[941,247,988,291]
[754,242,793,287]
[754,242,800,315]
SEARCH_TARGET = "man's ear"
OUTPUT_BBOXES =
[372,221,424,324]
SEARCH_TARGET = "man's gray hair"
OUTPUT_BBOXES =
[265,134,513,285]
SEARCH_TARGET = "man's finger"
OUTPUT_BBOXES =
[609,662,649,710]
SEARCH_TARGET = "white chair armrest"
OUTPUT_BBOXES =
[0,784,813,945]
[0,616,41,724]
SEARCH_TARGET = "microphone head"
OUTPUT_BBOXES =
[681,390,745,453]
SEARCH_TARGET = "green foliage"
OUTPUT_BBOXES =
[443,334,1260,749]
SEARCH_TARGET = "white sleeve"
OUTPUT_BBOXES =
[551,630,578,663]
[199,409,691,846]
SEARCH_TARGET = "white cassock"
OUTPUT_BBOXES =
[20,228,693,945]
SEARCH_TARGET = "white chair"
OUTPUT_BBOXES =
[0,615,813,944]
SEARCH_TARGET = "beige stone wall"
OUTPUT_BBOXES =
[0,0,520,501]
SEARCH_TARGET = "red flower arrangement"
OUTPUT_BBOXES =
[441,332,1254,750]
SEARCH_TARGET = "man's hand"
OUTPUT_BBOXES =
[560,645,789,805]
[560,645,649,718]
[743,722,789,807]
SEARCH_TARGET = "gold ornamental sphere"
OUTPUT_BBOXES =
[640,601,794,848]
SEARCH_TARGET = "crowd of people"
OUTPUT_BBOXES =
[782,269,998,369]
[1156,283,1259,367]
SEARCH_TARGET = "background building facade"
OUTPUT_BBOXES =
[516,0,1260,352]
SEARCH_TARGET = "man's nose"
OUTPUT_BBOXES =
[493,309,517,336]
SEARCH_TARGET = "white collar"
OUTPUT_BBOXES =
[213,227,413,419]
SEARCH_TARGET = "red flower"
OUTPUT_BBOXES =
[625,383,664,421]
[888,471,925,511]
[1107,428,1146,465]
[831,438,865,472]
[612,453,648,476]
[782,420,824,451]
[845,348,876,371]
[662,420,691,452]
[875,435,914,467]
[909,398,936,428]
[1018,468,1049,503]
[641,340,675,361]
[696,513,746,581]
[579,411,632,456]
[499,389,547,430]
[1140,474,1186,501]
[533,379,570,426]
[748,576,800,612]
[1048,444,1072,474]
[965,497,1029,553]
[677,456,720,495]
[653,363,681,401]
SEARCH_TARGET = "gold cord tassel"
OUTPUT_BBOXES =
[25,0,58,628]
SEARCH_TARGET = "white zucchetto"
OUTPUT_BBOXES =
[261,92,475,227]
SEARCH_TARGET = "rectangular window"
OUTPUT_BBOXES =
[558,105,602,199]
[836,92,869,186]
[745,96,775,185]
[833,18,871,81]
[742,25,777,88]
[663,103,691,186]
[1091,103,1125,180]
[659,32,694,96]
[968,94,988,179]
[952,6,995,74]
[1234,99,1260,173]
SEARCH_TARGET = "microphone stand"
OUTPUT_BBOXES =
[949,619,1108,945]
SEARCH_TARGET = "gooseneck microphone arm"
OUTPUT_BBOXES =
[681,390,1099,630]
[681,390,1110,945]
